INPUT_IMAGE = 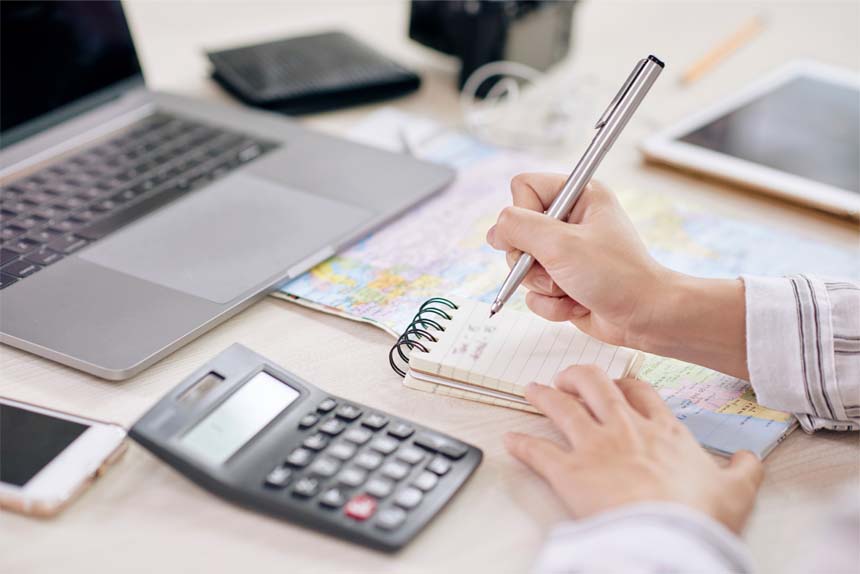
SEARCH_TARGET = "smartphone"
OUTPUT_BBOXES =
[0,398,127,517]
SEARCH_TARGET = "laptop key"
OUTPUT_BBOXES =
[26,228,62,244]
[92,199,118,213]
[14,215,49,229]
[77,183,191,241]
[25,248,63,267]
[0,273,18,290]
[47,235,88,255]
[49,220,83,234]
[0,225,26,241]
[32,206,65,220]
[0,248,19,266]
[4,237,40,255]
[1,259,41,279]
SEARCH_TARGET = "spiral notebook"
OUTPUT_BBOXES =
[389,298,643,413]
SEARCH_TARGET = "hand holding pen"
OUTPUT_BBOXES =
[489,55,664,317]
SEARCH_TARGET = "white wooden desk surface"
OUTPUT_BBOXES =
[2,2,858,573]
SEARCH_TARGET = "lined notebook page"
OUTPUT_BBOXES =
[409,299,639,396]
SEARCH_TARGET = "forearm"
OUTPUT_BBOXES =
[631,272,750,380]
[629,270,860,431]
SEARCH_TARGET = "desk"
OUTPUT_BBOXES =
[2,2,858,573]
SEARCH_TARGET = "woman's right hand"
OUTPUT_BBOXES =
[486,174,749,379]
[486,174,671,349]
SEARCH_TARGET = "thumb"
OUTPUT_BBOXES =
[726,450,764,488]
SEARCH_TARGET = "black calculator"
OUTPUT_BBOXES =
[130,344,482,552]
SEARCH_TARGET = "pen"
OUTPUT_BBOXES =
[489,55,664,317]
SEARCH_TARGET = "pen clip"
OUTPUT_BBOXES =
[594,58,647,129]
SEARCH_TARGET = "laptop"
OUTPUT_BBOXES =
[0,1,453,380]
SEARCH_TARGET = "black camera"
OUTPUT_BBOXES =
[409,1,576,90]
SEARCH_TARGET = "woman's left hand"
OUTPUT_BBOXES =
[505,365,764,534]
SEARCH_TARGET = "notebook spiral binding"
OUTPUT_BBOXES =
[388,298,459,377]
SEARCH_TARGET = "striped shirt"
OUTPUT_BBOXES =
[534,275,860,574]
[744,274,860,432]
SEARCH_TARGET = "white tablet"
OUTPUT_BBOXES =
[641,61,860,218]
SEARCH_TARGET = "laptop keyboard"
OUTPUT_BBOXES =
[0,112,278,290]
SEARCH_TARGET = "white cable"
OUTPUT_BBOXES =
[459,60,589,150]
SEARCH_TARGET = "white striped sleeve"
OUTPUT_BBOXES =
[742,274,860,432]
[532,503,751,574]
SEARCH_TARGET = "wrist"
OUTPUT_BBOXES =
[626,272,750,380]
[623,267,688,354]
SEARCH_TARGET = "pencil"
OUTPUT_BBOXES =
[681,16,765,85]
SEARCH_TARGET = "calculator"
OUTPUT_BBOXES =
[130,344,482,552]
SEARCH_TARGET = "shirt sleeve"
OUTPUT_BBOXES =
[741,274,860,432]
[532,503,752,574]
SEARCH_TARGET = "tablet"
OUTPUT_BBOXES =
[641,61,860,218]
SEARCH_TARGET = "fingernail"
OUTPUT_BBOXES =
[535,276,552,292]
[486,226,495,244]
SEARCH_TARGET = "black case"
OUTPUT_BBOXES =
[207,31,421,115]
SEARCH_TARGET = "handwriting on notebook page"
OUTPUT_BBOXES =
[450,323,498,362]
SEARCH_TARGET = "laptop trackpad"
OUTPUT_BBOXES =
[80,173,372,303]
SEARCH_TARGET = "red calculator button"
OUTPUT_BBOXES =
[344,494,377,521]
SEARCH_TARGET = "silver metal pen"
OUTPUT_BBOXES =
[489,55,665,317]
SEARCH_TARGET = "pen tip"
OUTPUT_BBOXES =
[489,301,501,317]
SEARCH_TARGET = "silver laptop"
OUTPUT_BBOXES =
[0,2,453,380]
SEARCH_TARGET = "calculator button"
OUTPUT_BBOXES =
[302,433,329,451]
[319,418,346,436]
[354,450,384,471]
[380,461,410,481]
[369,435,399,455]
[428,456,452,476]
[375,507,407,531]
[361,413,389,430]
[317,398,338,413]
[291,477,320,498]
[413,471,438,492]
[343,427,372,445]
[387,422,415,440]
[264,465,292,489]
[319,488,347,509]
[308,456,341,478]
[396,446,425,465]
[298,413,319,429]
[337,467,368,488]
[394,486,423,509]
[365,477,394,499]
[344,494,377,521]
[413,432,468,460]
[328,441,357,461]
[335,404,362,421]
[286,447,314,468]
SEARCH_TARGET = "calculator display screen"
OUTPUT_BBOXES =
[180,372,299,466]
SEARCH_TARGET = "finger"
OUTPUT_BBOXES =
[567,180,620,224]
[525,292,589,322]
[524,382,596,443]
[614,377,673,421]
[504,432,570,484]
[553,365,630,424]
[726,450,764,488]
[511,173,568,211]
[506,252,566,297]
[491,206,575,265]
